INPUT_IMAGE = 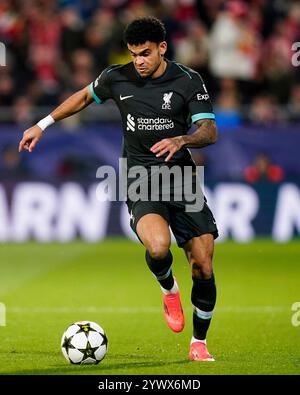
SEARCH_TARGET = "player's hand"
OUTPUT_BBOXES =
[19,125,43,153]
[150,136,184,162]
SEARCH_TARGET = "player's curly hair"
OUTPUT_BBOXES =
[124,17,166,45]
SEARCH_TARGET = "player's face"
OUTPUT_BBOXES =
[127,41,167,78]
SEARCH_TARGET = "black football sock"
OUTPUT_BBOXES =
[191,274,217,340]
[145,250,174,291]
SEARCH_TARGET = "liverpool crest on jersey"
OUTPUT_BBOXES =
[162,92,173,110]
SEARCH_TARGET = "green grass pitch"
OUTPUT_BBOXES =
[0,239,299,375]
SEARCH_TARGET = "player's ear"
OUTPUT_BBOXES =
[159,41,167,56]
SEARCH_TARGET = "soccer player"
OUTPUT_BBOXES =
[19,17,218,362]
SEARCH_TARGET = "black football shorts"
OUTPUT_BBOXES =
[126,198,218,247]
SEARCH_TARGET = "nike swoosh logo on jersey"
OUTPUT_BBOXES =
[120,95,134,101]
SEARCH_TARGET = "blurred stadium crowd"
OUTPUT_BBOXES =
[1,0,300,127]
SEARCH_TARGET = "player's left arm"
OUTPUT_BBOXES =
[150,119,217,162]
[179,119,218,148]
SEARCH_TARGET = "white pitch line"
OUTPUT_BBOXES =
[6,306,289,314]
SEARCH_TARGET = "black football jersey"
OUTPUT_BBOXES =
[90,60,215,170]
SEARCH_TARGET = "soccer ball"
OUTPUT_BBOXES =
[61,320,108,364]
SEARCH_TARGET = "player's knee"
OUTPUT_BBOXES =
[147,242,170,261]
[190,257,213,280]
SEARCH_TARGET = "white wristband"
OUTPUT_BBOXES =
[37,115,55,131]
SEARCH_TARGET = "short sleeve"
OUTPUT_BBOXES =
[89,68,112,104]
[187,72,215,123]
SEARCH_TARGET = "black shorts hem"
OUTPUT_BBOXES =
[176,229,219,248]
[126,200,170,235]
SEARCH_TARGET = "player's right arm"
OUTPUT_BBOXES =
[19,85,94,153]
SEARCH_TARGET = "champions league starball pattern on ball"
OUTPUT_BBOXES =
[61,321,108,364]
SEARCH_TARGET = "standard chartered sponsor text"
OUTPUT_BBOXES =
[137,116,174,131]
